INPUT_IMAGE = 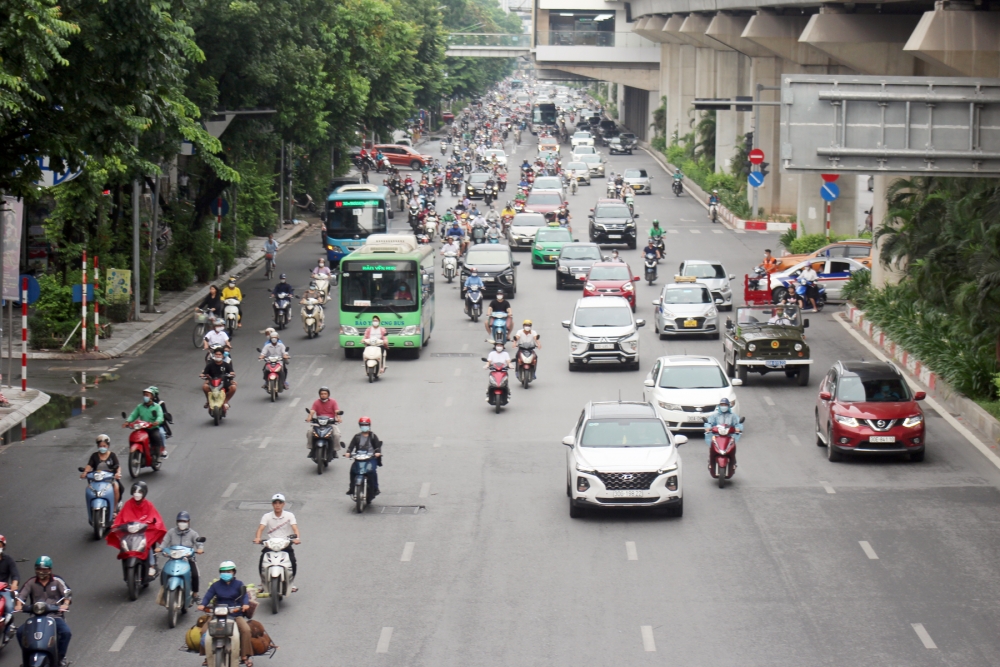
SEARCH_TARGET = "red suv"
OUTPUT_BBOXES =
[583,262,639,311]
[815,360,926,462]
[374,144,433,170]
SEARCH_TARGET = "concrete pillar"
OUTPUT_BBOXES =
[904,5,1000,77]
[796,173,858,238]
[748,56,791,216]
[713,50,749,174]
[742,11,837,67]
[869,175,907,288]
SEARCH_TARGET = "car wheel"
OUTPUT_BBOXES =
[797,366,810,386]
[772,287,788,304]
[566,481,571,498]
[910,449,925,462]
[827,426,843,462]
[737,364,748,384]
[410,160,421,170]
[712,331,720,340]
[725,358,735,378]
[555,277,562,290]
[569,498,584,518]
[815,411,825,446]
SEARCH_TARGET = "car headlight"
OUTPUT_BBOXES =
[569,336,586,353]
[721,285,731,293]
[834,414,859,427]
[584,282,595,291]
[594,224,606,231]
[622,282,633,292]
[658,401,682,411]
[707,307,717,317]
[557,265,569,273]
[794,343,803,351]
[748,343,756,351]
[400,325,419,336]
[340,325,359,336]
[660,309,673,319]
[621,335,639,352]
[903,414,924,428]
[657,464,678,474]
[575,463,595,473]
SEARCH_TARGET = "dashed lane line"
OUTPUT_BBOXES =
[859,541,879,560]
[109,626,135,652]
[376,627,393,653]
[419,482,431,498]
[401,542,415,562]
[820,481,836,494]
[626,541,638,561]
[259,437,272,449]
[788,434,801,446]
[912,623,937,649]
[641,626,656,652]
[222,483,238,498]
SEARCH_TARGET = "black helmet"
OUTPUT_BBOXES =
[318,386,330,396]
[130,480,148,500]
[279,273,287,280]
[176,511,191,523]
[495,289,505,297]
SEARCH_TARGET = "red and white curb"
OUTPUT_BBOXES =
[845,304,937,390]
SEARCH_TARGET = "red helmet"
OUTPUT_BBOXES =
[0,534,5,546]
[358,416,371,426]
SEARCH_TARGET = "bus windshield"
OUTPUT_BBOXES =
[326,201,387,238]
[533,104,557,125]
[340,260,419,313]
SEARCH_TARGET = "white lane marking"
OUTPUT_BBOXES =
[454,367,462,377]
[834,312,1000,471]
[289,397,301,407]
[735,229,746,234]
[690,229,701,234]
[912,623,938,649]
[419,482,431,498]
[788,434,801,446]
[641,626,656,651]
[445,396,454,407]
[259,437,272,449]
[859,541,879,560]
[109,626,136,652]
[461,342,469,352]
[433,436,442,448]
[713,229,724,234]
[626,541,638,561]
[401,542,415,562]
[313,367,324,376]
[222,483,238,498]
[763,395,775,406]
[820,481,836,494]
[680,219,695,222]
[667,229,679,234]
[757,230,769,234]
[376,627,394,653]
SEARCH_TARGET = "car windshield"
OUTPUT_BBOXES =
[736,307,802,326]
[589,265,631,281]
[534,178,562,189]
[561,246,601,260]
[580,155,600,163]
[466,250,510,265]
[838,376,911,402]
[469,173,490,183]
[663,287,711,304]
[624,169,647,178]
[537,151,558,159]
[575,147,596,154]
[574,306,632,327]
[596,205,631,219]
[658,365,728,389]
[512,214,546,228]
[485,150,504,158]
[536,229,572,243]
[580,418,670,447]
[527,193,562,206]
[567,162,588,171]
[683,263,726,279]
[573,132,591,139]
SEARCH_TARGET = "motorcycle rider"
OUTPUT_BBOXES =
[197,562,254,666]
[14,557,71,667]
[108,481,166,582]
[202,318,231,354]
[609,249,623,263]
[484,342,513,401]
[501,201,516,220]
[363,316,388,375]
[201,350,237,411]
[485,289,512,339]
[253,494,300,585]
[154,511,203,601]
[643,238,662,261]
[220,277,243,328]
[672,168,684,186]
[345,417,383,497]
[306,387,342,461]
[704,398,742,469]
[440,236,461,265]
[262,234,279,269]
[650,218,664,240]
[258,333,290,390]
[761,248,779,274]
[0,536,19,622]
[512,320,541,380]
[80,434,123,508]
[124,388,167,459]
[272,273,294,298]
[298,280,326,332]
[463,268,484,298]
[797,263,820,311]
[707,189,720,213]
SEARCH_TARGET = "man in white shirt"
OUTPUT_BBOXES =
[797,264,820,311]
[202,321,231,351]
[253,494,300,587]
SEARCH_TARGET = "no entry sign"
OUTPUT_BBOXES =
[821,173,839,183]
[748,149,764,165]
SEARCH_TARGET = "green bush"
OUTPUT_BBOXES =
[158,248,196,291]
[34,273,78,330]
[785,232,851,254]
[651,136,666,153]
[839,268,871,307]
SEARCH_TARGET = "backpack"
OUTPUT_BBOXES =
[248,619,276,656]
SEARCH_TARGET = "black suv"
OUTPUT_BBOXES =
[555,242,603,289]
[460,244,519,297]
[588,198,637,248]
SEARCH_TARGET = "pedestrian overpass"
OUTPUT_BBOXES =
[445,33,531,58]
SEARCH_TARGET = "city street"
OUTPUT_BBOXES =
[2,137,1000,667]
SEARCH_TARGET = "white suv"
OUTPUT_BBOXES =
[643,355,741,432]
[564,401,688,518]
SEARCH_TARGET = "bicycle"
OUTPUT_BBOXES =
[192,308,211,348]
[264,252,275,280]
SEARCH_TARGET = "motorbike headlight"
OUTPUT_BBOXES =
[658,401,682,411]
[794,343,803,351]
[748,343,756,352]
[557,265,569,273]
[340,325,359,336]
[903,414,924,428]
[834,414,860,427]
[400,325,419,336]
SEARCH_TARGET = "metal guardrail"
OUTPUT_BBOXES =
[536,31,658,48]
[446,33,531,48]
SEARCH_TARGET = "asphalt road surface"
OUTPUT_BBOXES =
[3,137,1000,667]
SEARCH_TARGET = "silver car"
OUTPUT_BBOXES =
[579,153,605,177]
[677,260,736,310]
[507,212,548,250]
[623,168,652,195]
[652,281,721,339]
[564,161,591,185]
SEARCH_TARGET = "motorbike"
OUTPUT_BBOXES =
[207,603,236,667]
[311,273,332,301]
[708,420,743,488]
[0,582,13,654]
[203,375,231,426]
[625,194,635,215]
[14,594,69,667]
[644,257,658,285]
[348,452,378,513]
[569,177,578,195]
[463,283,485,322]
[363,339,385,382]
[794,280,827,311]
[650,235,665,259]
[440,140,449,155]
[161,539,206,628]
[515,346,537,389]
[192,308,214,348]
[489,311,509,345]
[273,292,292,330]
[260,535,297,613]
[672,179,683,197]
[471,225,487,245]
[607,182,617,197]
[498,174,507,191]
[483,360,510,414]
[486,226,502,243]
[79,467,117,539]
[261,355,286,402]
[223,298,241,336]
[115,521,152,601]
[307,408,343,473]
[442,251,458,283]
[748,265,768,291]
[301,297,323,339]
[450,178,462,196]
[121,415,162,478]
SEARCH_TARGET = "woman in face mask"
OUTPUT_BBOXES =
[107,480,167,582]
[81,434,123,507]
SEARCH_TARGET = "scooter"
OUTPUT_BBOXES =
[625,194,634,215]
[486,226,502,243]
[121,415,162,478]
[262,355,285,402]
[203,375,231,426]
[483,360,510,414]
[708,420,743,488]
[672,179,683,197]
[442,252,458,283]
[0,583,16,654]
[207,603,236,667]
[465,285,483,322]
[515,346,536,389]
[14,594,69,667]
[301,298,323,339]
[490,311,509,345]
[311,273,331,302]
[607,182,617,197]
[644,257,658,286]
[650,235,665,259]
[306,408,343,473]
[273,292,292,330]
[161,539,206,628]
[114,521,152,601]
[79,467,117,539]
[223,298,241,336]
[260,535,297,613]
[348,451,378,513]
[363,339,385,382]
[471,225,487,245]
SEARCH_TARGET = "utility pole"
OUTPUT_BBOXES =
[146,172,159,313]
[132,177,140,321]
[279,143,285,226]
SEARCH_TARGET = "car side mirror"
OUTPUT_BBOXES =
[643,379,654,388]
[803,318,810,328]
[674,435,688,446]
[715,298,723,305]
[819,391,832,401]
[635,319,646,328]
[914,391,926,401]
[731,378,743,386]
[513,261,520,266]
[561,320,571,328]
[728,274,735,281]
[562,435,574,447]
[739,416,746,424]
[652,298,661,305]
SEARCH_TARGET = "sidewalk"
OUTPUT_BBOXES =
[8,220,315,360]
[0,389,50,440]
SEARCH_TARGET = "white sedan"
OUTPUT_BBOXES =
[770,256,868,302]
[571,131,594,148]
[643,355,741,432]
[483,149,507,167]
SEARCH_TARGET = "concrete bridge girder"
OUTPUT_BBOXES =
[904,7,1000,78]
[798,13,924,76]
[742,11,837,67]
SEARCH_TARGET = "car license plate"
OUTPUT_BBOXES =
[594,343,614,350]
[574,273,586,280]
[765,360,786,368]
[482,276,495,282]
[870,436,896,443]
[547,256,557,261]
[608,234,621,239]
[611,490,644,498]
[683,319,698,328]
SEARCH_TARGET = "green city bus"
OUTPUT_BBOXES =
[338,234,435,358]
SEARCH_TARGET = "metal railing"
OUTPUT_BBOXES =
[536,31,658,48]
[446,33,531,48]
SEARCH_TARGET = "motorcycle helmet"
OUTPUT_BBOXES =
[35,556,53,570]
[96,433,111,445]
[652,219,660,226]
[318,386,330,396]
[219,561,236,573]
[176,511,191,523]
[523,319,532,326]
[279,273,287,281]
[718,398,731,406]
[0,535,5,548]
[309,281,318,290]
[358,416,372,426]
[130,480,148,501]
[495,289,505,298]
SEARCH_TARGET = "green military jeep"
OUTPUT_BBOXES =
[722,305,812,385]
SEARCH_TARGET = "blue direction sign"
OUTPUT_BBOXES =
[820,182,840,201]
[748,172,765,188]
[71,283,95,303]
[18,275,40,304]
[210,198,230,216]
